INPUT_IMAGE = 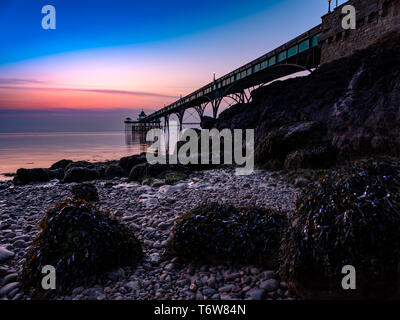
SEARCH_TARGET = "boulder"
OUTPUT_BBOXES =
[65,161,92,171]
[63,167,99,183]
[71,183,99,202]
[119,154,147,172]
[21,199,143,297]
[170,203,286,266]
[128,163,185,182]
[13,168,49,185]
[283,144,337,170]
[50,159,73,170]
[279,159,400,299]
[105,165,127,179]
[255,121,328,168]
[48,168,65,180]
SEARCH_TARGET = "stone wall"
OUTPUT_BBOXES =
[320,0,400,65]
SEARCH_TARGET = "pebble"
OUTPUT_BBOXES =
[0,282,20,297]
[246,288,265,300]
[259,279,279,292]
[0,247,15,263]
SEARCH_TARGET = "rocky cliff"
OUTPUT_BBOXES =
[213,32,400,170]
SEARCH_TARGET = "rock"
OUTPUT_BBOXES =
[0,282,19,297]
[164,263,174,272]
[119,154,147,172]
[125,281,139,291]
[0,247,15,263]
[255,121,328,169]
[63,167,99,183]
[108,272,119,282]
[128,163,166,182]
[170,203,285,265]
[200,116,217,130]
[14,168,49,185]
[50,159,73,170]
[0,273,18,287]
[149,253,160,265]
[13,240,26,248]
[250,267,259,275]
[71,183,99,202]
[129,163,188,183]
[86,287,103,299]
[21,199,143,297]
[294,177,310,188]
[177,279,190,287]
[259,279,279,292]
[105,165,127,179]
[280,160,400,299]
[246,288,265,300]
[203,288,217,296]
[48,169,64,180]
[219,285,233,293]
[140,197,158,207]
[65,161,92,171]
[283,144,337,170]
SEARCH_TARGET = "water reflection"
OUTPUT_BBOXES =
[125,130,151,154]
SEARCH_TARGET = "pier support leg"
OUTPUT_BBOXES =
[176,110,184,132]
[211,98,222,119]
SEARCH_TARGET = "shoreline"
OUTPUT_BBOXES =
[0,167,300,300]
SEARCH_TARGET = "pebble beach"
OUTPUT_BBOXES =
[0,168,300,300]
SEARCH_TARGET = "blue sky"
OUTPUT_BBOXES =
[0,0,341,132]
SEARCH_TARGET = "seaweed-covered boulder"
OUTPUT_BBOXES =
[14,168,50,185]
[71,183,99,202]
[170,203,286,266]
[63,167,99,183]
[279,159,400,299]
[21,199,142,297]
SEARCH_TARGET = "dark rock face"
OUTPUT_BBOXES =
[279,159,400,299]
[254,121,333,169]
[21,199,143,297]
[214,34,400,169]
[105,165,127,179]
[50,159,73,170]
[14,168,49,185]
[170,203,286,266]
[71,183,99,202]
[119,154,147,172]
[200,116,217,129]
[63,167,99,183]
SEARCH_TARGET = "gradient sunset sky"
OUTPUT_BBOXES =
[0,0,335,132]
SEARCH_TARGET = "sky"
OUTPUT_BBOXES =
[0,0,336,132]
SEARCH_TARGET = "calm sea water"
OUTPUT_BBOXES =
[0,131,149,181]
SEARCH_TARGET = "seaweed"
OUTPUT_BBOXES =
[21,199,143,298]
[170,203,286,266]
[279,159,400,296]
